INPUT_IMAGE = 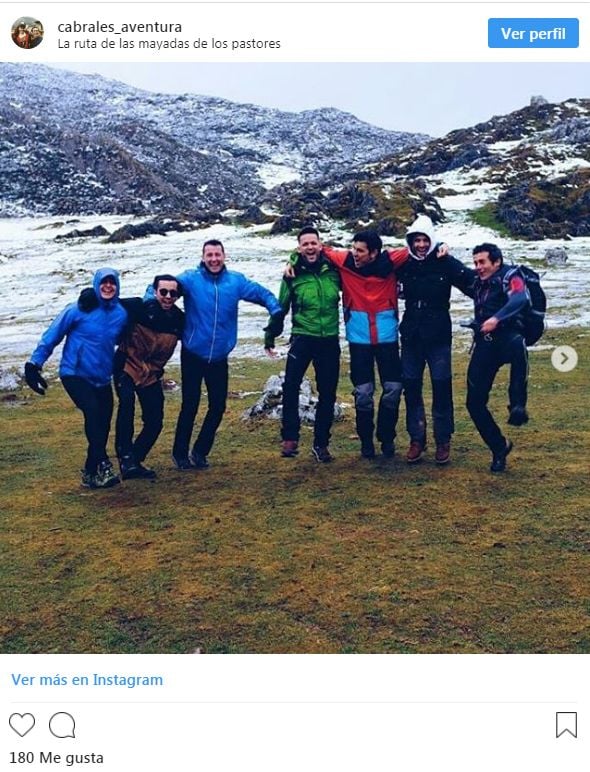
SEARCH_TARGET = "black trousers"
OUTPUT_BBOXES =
[282,335,340,447]
[466,332,528,454]
[173,348,228,459]
[61,376,113,473]
[349,342,403,445]
[114,372,164,463]
[402,339,453,445]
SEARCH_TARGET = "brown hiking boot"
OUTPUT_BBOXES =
[406,440,425,464]
[281,440,299,458]
[435,443,451,465]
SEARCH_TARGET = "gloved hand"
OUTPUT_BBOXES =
[24,361,48,395]
[78,287,98,312]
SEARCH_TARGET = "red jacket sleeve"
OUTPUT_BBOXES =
[387,247,409,269]
[322,246,348,267]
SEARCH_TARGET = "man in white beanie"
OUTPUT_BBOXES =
[398,216,475,465]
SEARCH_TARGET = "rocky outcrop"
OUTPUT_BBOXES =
[496,168,590,239]
[267,179,444,236]
[106,218,206,243]
[55,225,110,241]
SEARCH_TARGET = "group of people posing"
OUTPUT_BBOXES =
[25,217,532,489]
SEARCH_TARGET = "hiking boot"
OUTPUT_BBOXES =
[360,440,376,459]
[508,406,529,426]
[172,455,194,471]
[135,463,157,479]
[119,454,141,480]
[80,469,96,489]
[94,460,120,488]
[312,445,333,463]
[435,443,451,465]
[490,440,513,473]
[380,442,395,458]
[190,451,210,469]
[406,440,426,464]
[281,440,299,458]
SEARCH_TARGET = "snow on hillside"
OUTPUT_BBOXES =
[1,207,589,369]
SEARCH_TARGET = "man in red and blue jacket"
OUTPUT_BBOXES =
[321,230,409,459]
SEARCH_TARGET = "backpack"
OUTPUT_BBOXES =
[504,265,547,346]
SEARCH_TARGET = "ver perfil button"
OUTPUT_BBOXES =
[488,18,579,48]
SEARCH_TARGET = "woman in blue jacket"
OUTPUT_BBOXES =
[172,239,282,469]
[25,267,128,489]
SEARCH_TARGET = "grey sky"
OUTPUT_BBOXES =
[55,63,589,137]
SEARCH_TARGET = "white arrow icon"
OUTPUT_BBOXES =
[551,345,578,373]
[9,713,36,737]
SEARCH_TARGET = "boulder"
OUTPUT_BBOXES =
[544,247,568,266]
[242,374,344,423]
[530,95,549,107]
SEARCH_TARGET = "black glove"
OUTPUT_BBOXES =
[25,361,48,395]
[78,287,98,312]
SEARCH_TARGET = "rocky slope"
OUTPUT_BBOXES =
[0,63,427,218]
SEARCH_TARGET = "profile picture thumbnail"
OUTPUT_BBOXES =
[11,17,44,49]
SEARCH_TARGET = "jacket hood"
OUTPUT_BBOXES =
[406,215,437,260]
[92,267,121,304]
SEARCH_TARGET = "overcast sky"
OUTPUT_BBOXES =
[55,63,589,137]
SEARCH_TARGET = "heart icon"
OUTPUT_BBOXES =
[9,713,35,737]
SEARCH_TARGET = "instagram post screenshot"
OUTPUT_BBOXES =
[1,1,588,769]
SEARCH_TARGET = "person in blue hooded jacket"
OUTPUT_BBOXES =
[172,239,282,469]
[25,267,128,489]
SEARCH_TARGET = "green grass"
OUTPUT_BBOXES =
[468,203,513,238]
[1,329,588,653]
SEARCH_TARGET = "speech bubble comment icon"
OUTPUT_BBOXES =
[49,712,76,739]
[9,713,35,737]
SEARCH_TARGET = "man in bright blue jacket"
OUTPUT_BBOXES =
[172,239,282,469]
[25,267,128,489]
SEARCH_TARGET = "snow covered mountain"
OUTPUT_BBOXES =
[263,96,590,239]
[0,63,427,218]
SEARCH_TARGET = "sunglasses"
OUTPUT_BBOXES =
[158,288,179,299]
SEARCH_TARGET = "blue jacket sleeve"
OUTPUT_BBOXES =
[495,289,529,323]
[495,272,530,323]
[239,276,282,315]
[29,304,79,368]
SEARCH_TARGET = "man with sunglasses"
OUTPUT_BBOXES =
[113,274,184,479]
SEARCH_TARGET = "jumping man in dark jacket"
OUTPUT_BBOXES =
[466,243,530,472]
[398,215,475,465]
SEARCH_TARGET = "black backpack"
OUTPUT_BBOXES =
[503,265,547,346]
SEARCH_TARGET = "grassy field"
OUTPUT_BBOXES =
[1,328,588,653]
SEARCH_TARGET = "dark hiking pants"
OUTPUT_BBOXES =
[115,372,164,463]
[349,342,403,446]
[173,348,228,460]
[61,376,113,473]
[466,332,528,454]
[282,335,340,447]
[402,340,453,445]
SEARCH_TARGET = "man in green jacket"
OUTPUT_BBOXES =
[265,226,341,462]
